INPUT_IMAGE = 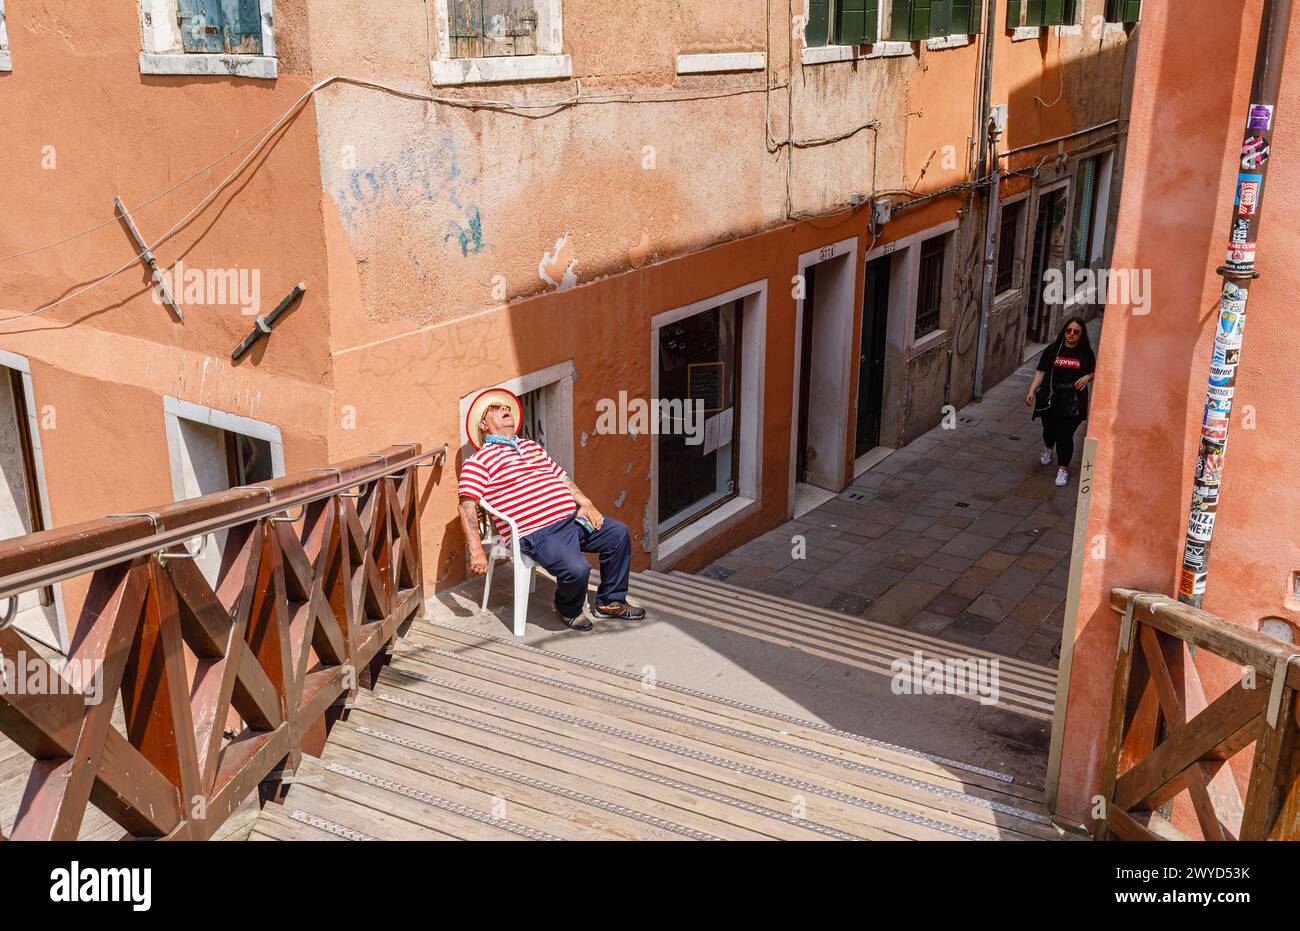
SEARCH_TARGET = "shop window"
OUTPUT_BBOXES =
[657,300,742,536]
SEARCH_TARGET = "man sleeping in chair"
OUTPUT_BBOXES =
[457,388,646,631]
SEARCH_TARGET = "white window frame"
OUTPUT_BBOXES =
[650,280,767,564]
[163,396,285,500]
[866,219,960,358]
[0,1,11,72]
[429,0,571,86]
[0,349,68,653]
[801,3,911,65]
[457,360,577,475]
[139,0,278,80]
[927,33,973,49]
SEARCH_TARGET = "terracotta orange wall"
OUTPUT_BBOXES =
[332,204,878,587]
[1058,0,1300,826]
[0,2,334,528]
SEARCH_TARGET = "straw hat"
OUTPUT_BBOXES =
[465,388,522,450]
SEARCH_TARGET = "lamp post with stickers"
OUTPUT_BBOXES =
[1179,0,1292,608]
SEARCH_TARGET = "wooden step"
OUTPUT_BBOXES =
[253,621,1072,842]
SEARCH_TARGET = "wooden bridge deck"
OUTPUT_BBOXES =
[251,621,1070,841]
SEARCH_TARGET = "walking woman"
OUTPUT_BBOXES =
[1025,316,1096,487]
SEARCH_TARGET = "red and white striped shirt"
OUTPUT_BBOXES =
[458,438,577,545]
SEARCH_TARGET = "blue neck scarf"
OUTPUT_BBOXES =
[483,434,524,456]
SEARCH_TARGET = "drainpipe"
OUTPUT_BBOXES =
[1178,0,1292,608]
[972,0,1000,400]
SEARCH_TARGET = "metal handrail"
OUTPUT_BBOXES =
[0,445,437,601]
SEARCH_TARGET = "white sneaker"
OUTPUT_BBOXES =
[1039,449,1053,466]
[1055,468,1069,487]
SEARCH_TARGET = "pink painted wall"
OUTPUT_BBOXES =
[1058,0,1300,827]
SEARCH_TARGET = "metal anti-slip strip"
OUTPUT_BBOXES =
[355,724,721,841]
[386,668,997,840]
[403,639,1047,826]
[289,809,376,841]
[375,691,865,841]
[323,761,563,841]
[419,620,1016,784]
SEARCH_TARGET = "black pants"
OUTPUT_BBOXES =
[1042,416,1084,467]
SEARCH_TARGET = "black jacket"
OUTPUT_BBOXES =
[1033,339,1095,421]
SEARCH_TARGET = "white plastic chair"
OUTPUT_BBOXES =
[478,500,536,637]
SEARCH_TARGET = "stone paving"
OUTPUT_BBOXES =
[701,320,1102,668]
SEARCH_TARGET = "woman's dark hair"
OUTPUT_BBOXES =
[1056,315,1094,359]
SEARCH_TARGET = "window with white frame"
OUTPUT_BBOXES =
[0,0,11,72]
[164,397,284,583]
[805,0,883,48]
[139,0,278,79]
[431,0,570,86]
[651,282,766,560]
[913,233,949,340]
[995,198,1028,295]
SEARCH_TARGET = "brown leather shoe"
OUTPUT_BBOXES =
[593,601,647,620]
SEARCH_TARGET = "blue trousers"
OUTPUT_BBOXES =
[519,514,631,618]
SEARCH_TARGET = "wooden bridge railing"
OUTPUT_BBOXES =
[0,443,440,840]
[1098,588,1300,841]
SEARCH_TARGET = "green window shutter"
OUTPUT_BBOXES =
[1043,0,1064,25]
[930,0,951,37]
[1121,0,1142,22]
[889,0,914,40]
[1072,158,1097,263]
[837,0,870,44]
[866,0,881,41]
[911,0,931,39]
[807,0,831,47]
[1007,0,1021,29]
[1025,0,1046,26]
[951,0,981,33]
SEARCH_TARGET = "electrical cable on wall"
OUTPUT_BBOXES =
[0,74,796,324]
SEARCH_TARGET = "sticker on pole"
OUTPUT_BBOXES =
[1226,244,1257,270]
[1248,103,1274,130]
[1188,510,1216,542]
[1179,568,1207,598]
[1236,174,1263,216]
[1241,135,1271,169]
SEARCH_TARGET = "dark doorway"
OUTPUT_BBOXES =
[855,255,890,458]
[796,264,817,482]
